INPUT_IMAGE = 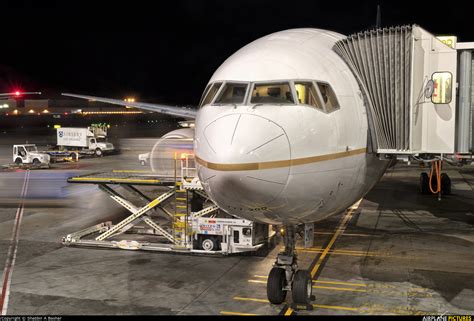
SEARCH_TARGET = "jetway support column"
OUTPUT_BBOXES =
[457,50,472,153]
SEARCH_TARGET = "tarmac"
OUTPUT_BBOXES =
[0,139,473,315]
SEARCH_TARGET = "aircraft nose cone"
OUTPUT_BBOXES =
[197,113,290,213]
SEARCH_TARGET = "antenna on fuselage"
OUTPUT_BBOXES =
[376,4,382,28]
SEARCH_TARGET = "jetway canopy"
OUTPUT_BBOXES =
[334,25,472,155]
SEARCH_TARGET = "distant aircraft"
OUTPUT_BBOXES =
[0,91,41,97]
[63,25,469,307]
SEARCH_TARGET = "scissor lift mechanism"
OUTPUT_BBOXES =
[61,169,255,254]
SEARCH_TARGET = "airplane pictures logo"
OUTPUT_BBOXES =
[423,316,471,321]
[58,131,63,138]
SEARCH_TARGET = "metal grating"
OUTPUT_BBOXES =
[333,25,413,151]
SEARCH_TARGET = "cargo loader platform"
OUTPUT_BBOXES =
[62,158,273,256]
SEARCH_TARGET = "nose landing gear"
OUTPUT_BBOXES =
[266,225,314,310]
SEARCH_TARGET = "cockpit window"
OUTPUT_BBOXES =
[295,82,323,110]
[214,83,248,104]
[317,82,339,112]
[199,82,222,107]
[250,82,294,104]
[198,83,212,107]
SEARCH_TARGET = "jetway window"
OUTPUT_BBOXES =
[250,82,294,104]
[295,82,324,110]
[199,82,222,107]
[214,83,248,104]
[431,72,453,104]
[317,82,339,112]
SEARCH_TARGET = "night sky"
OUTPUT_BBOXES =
[2,0,473,106]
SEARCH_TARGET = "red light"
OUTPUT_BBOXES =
[64,112,68,115]
[15,91,20,96]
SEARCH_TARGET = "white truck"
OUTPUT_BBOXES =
[57,127,114,157]
[138,152,150,166]
[13,144,51,165]
[191,216,271,254]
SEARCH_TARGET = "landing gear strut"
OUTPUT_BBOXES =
[267,225,314,309]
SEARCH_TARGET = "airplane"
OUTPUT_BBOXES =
[62,25,469,307]
[0,91,42,97]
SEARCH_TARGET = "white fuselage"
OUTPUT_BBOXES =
[194,28,389,225]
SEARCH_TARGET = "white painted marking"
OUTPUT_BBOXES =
[0,170,30,315]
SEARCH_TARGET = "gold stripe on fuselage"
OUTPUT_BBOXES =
[195,147,367,171]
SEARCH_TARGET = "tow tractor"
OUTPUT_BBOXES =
[62,153,274,255]
[11,144,51,168]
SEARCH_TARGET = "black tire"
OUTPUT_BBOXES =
[292,270,312,305]
[14,158,22,165]
[441,173,451,195]
[200,237,216,251]
[95,148,103,157]
[32,158,41,165]
[419,172,430,194]
[267,267,287,304]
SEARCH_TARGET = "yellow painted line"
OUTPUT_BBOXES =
[249,279,366,292]
[310,200,361,278]
[331,249,383,255]
[70,177,161,183]
[220,311,258,316]
[176,205,188,209]
[233,297,358,312]
[176,198,187,201]
[314,231,375,237]
[196,148,367,171]
[313,304,359,312]
[314,304,359,312]
[296,246,382,255]
[234,296,269,303]
[112,170,150,173]
[285,200,362,316]
[284,308,293,316]
[314,280,367,287]
[298,249,391,257]
[252,276,366,288]
[313,285,367,292]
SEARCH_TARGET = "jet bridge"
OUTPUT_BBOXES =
[334,25,474,158]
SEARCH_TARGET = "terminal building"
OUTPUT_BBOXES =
[0,98,179,139]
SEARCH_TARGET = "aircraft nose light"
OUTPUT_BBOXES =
[198,114,290,210]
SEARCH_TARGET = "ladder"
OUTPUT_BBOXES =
[173,155,190,247]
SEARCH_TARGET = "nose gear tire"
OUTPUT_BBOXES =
[292,270,312,305]
[267,267,287,304]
